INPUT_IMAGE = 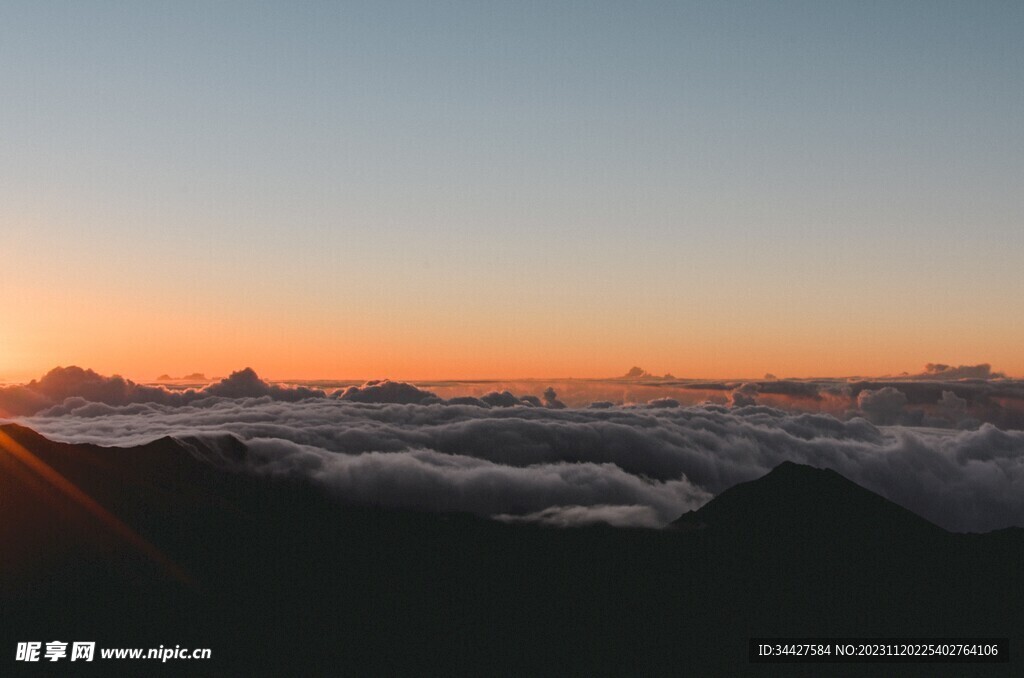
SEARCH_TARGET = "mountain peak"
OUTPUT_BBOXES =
[673,461,944,540]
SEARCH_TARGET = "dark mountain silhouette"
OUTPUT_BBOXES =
[674,460,946,539]
[1,424,1021,676]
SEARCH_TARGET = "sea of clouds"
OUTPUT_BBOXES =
[5,367,1022,533]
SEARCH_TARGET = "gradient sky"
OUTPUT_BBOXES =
[2,1,1022,382]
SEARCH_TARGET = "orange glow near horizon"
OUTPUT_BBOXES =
[2,251,1021,384]
[3,332,1021,384]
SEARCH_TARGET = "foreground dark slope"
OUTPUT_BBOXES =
[1,423,1021,676]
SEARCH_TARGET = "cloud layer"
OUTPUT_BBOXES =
[0,366,326,416]
[5,365,1023,431]
[13,395,1024,532]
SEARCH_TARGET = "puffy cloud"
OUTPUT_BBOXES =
[204,368,326,401]
[730,383,759,408]
[15,398,1024,532]
[730,393,756,408]
[0,366,324,416]
[918,363,1002,380]
[24,366,176,409]
[937,390,968,422]
[0,385,53,416]
[480,391,525,408]
[335,379,438,405]
[542,387,566,410]
[857,387,908,424]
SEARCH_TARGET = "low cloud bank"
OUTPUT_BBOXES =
[7,365,1023,429]
[335,380,440,405]
[0,367,580,416]
[14,398,1024,532]
[917,363,1003,380]
[0,367,325,416]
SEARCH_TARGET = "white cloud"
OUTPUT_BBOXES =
[12,398,1024,532]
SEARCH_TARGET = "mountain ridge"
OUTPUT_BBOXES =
[1,423,1021,676]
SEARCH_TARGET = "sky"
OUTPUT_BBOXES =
[1,1,1022,382]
